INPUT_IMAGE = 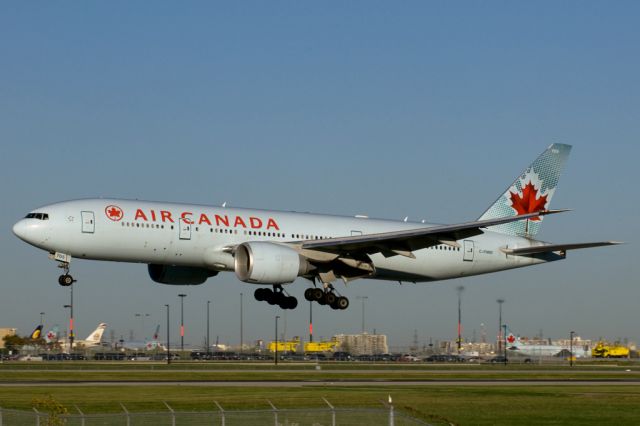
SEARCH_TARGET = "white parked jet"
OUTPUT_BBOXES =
[60,323,108,350]
[13,144,619,310]
[505,330,590,358]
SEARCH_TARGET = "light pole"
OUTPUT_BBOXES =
[570,331,575,367]
[502,324,508,366]
[134,313,150,340]
[64,284,74,351]
[40,312,45,326]
[497,298,504,354]
[457,286,465,354]
[309,300,313,343]
[178,294,187,352]
[240,292,244,355]
[165,304,170,365]
[275,315,280,366]
[356,296,368,334]
[206,300,211,355]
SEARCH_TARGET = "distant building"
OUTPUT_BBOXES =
[0,328,17,349]
[334,333,388,355]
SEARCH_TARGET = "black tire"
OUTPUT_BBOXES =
[311,288,324,301]
[336,297,349,310]
[325,292,337,305]
[59,274,73,286]
[304,288,315,301]
[266,291,279,305]
[254,288,268,301]
[283,296,298,310]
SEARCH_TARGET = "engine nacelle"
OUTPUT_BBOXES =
[234,242,311,284]
[148,264,217,285]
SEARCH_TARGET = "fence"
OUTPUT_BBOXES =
[0,401,432,426]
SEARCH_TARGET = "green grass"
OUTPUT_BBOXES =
[0,363,639,425]
[0,385,639,425]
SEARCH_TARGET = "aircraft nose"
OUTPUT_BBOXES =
[12,219,30,241]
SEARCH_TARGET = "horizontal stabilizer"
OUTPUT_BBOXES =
[501,241,623,256]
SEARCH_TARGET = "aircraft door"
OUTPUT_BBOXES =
[81,211,95,233]
[179,218,191,240]
[463,240,474,261]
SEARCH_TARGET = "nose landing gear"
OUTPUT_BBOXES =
[57,262,75,287]
[304,284,349,310]
[254,285,298,310]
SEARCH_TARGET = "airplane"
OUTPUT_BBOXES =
[44,325,60,344]
[119,325,166,351]
[12,144,620,310]
[505,330,590,358]
[59,323,108,350]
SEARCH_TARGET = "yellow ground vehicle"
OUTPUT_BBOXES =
[591,342,630,358]
[268,337,300,353]
[304,339,338,353]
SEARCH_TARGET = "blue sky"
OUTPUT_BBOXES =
[1,2,638,349]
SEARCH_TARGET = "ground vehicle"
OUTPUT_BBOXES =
[592,342,630,358]
[424,354,465,363]
[489,355,508,364]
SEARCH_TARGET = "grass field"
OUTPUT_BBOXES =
[0,362,639,425]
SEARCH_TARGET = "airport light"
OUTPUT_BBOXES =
[178,294,187,352]
[570,331,575,367]
[39,312,45,326]
[356,296,369,334]
[165,304,170,365]
[457,286,465,354]
[275,315,280,366]
[496,298,505,353]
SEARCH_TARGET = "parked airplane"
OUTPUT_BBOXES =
[13,144,619,310]
[119,325,166,351]
[60,323,108,350]
[506,330,590,358]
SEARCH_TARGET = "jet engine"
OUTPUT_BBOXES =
[234,242,312,284]
[148,264,217,285]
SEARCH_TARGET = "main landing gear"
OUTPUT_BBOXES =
[304,285,349,310]
[254,285,298,310]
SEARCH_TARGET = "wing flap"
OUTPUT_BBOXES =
[501,241,622,256]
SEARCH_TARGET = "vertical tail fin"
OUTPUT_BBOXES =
[85,323,107,343]
[478,143,572,237]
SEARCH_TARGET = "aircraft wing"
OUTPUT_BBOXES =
[299,210,565,258]
[501,241,622,256]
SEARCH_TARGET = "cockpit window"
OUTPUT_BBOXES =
[25,213,49,220]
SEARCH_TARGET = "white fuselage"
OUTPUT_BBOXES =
[13,198,560,284]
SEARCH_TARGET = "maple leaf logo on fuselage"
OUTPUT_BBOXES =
[509,180,548,221]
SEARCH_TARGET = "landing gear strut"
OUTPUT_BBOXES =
[304,284,349,310]
[254,285,298,310]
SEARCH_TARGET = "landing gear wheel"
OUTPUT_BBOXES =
[336,296,349,310]
[304,288,315,302]
[254,288,269,302]
[279,296,298,310]
[311,288,324,302]
[325,292,337,305]
[58,274,73,287]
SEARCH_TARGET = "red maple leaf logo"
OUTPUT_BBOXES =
[507,334,516,344]
[105,205,123,221]
[509,181,548,221]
